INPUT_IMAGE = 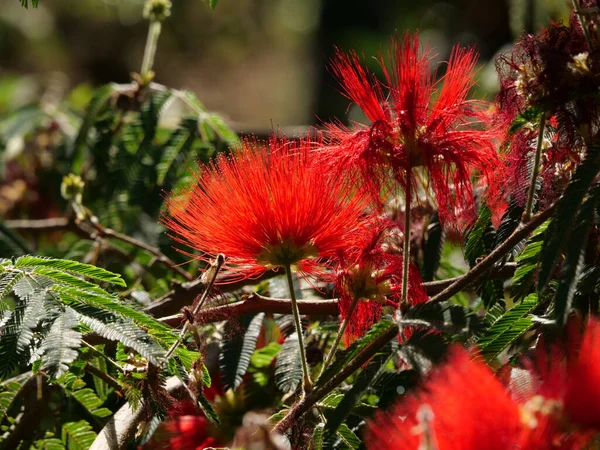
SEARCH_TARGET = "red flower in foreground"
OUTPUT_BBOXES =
[321,32,499,228]
[366,347,588,450]
[163,137,368,282]
[532,317,600,431]
[334,223,428,340]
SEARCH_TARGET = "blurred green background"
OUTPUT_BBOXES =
[0,0,572,235]
[0,0,571,129]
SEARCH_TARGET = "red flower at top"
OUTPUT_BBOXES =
[163,137,368,282]
[321,32,499,228]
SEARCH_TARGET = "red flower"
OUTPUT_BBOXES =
[320,32,499,229]
[563,318,600,429]
[334,222,428,341]
[163,137,368,282]
[533,316,600,431]
[494,18,600,212]
[366,347,587,450]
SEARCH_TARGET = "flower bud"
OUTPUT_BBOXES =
[61,173,85,204]
[143,0,172,22]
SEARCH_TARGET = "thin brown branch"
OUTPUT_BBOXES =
[428,205,555,304]
[5,215,194,281]
[154,264,517,327]
[85,216,193,281]
[272,323,400,434]
[144,269,280,318]
[90,376,185,450]
[4,217,71,232]
[85,363,123,392]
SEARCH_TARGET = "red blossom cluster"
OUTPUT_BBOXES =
[160,12,600,448]
[494,2,600,212]
[367,317,600,449]
[163,32,501,339]
[320,32,500,229]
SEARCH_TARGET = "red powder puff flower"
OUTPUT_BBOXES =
[334,222,428,341]
[532,316,600,431]
[163,137,368,282]
[320,32,499,229]
[366,347,588,450]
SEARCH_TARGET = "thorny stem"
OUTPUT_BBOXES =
[523,113,547,222]
[284,264,313,394]
[320,295,361,376]
[165,254,225,360]
[402,169,412,304]
[573,0,595,51]
[141,20,162,78]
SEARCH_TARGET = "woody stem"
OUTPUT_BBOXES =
[320,295,361,376]
[402,170,412,305]
[284,264,313,394]
[523,113,547,222]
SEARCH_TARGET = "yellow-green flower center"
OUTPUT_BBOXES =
[256,239,319,269]
[343,263,392,303]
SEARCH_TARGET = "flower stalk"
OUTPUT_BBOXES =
[141,20,162,79]
[523,113,547,222]
[140,0,172,79]
[401,170,412,305]
[320,295,360,374]
[285,264,313,394]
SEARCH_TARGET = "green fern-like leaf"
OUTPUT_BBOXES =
[336,424,361,450]
[220,313,265,391]
[538,147,600,291]
[553,191,599,325]
[15,256,126,287]
[156,127,192,185]
[512,221,548,300]
[313,423,325,450]
[477,294,538,360]
[0,270,24,302]
[61,420,97,450]
[317,319,397,387]
[35,437,66,450]
[274,332,302,394]
[71,305,166,365]
[72,85,115,173]
[71,387,112,418]
[20,0,40,8]
[0,306,27,378]
[196,389,220,424]
[325,342,395,434]
[42,309,82,379]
